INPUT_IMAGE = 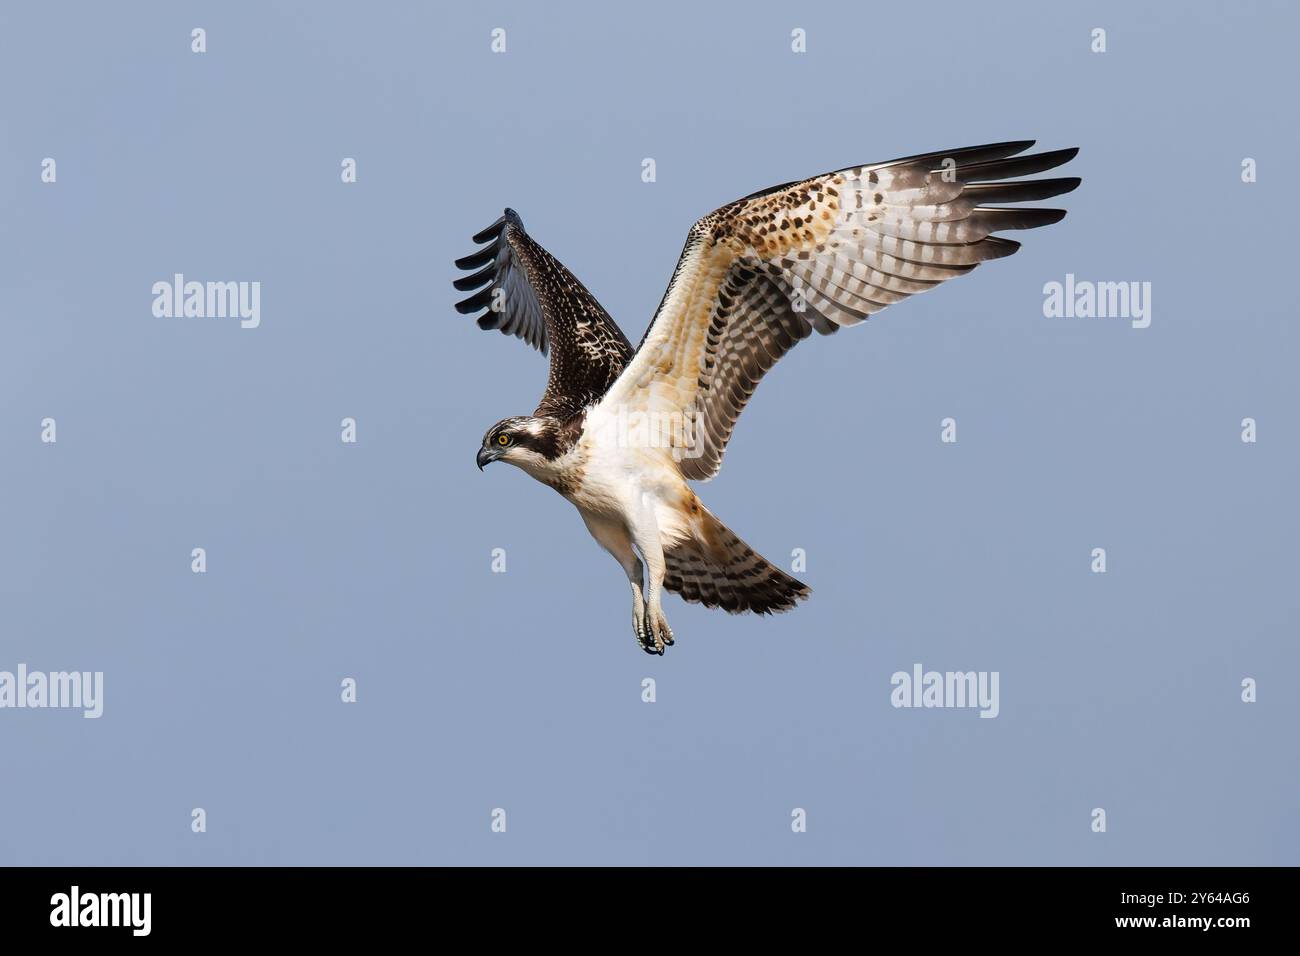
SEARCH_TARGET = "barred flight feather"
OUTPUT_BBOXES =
[598,141,1080,481]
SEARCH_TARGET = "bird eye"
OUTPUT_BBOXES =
[497,434,511,446]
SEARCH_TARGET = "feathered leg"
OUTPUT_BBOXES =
[630,503,673,655]
[580,511,651,652]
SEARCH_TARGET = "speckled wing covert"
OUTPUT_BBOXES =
[599,141,1080,481]
[454,209,634,418]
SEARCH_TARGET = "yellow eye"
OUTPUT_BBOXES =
[497,434,511,446]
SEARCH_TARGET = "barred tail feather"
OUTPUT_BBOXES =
[664,508,809,614]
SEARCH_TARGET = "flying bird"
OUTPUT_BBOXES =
[456,141,1079,654]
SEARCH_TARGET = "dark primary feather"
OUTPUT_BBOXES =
[956,147,1079,182]
[453,244,496,271]
[962,177,1081,203]
[453,209,634,417]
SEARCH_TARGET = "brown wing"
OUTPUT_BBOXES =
[454,209,634,418]
[598,141,1080,480]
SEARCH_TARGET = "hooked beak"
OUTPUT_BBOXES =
[476,446,499,471]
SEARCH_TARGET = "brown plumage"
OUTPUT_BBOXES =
[665,507,809,614]
[457,141,1079,655]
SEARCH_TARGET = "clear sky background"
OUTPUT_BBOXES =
[1,0,1296,865]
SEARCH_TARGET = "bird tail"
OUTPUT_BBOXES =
[663,506,809,614]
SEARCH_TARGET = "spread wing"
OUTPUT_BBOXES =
[597,141,1080,481]
[454,209,634,417]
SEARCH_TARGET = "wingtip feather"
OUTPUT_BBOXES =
[471,216,507,245]
[454,246,495,270]
[452,263,495,292]
[455,287,495,314]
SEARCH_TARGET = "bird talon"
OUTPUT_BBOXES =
[650,610,674,652]
[634,613,657,654]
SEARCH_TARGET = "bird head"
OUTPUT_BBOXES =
[476,416,559,472]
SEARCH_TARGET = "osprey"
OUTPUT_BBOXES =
[456,141,1079,655]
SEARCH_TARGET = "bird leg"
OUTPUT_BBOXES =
[578,511,658,654]
[631,505,672,655]
[627,564,650,652]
